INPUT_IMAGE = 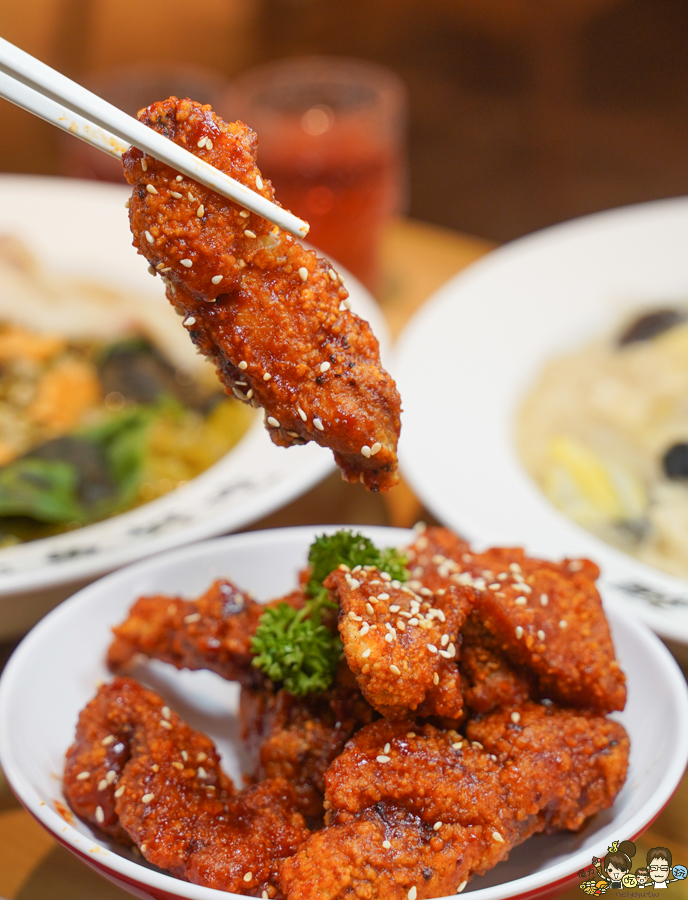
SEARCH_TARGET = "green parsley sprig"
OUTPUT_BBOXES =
[251,530,409,696]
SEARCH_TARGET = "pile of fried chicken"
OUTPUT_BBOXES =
[122,98,401,492]
[64,527,629,900]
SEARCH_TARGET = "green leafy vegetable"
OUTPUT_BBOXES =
[251,530,409,695]
[0,458,83,522]
[251,604,341,696]
[306,530,409,601]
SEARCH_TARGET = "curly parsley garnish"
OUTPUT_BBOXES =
[251,530,409,695]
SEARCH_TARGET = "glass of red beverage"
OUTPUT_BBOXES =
[226,57,408,294]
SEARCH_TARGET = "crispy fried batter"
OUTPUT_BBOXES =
[407,528,626,713]
[123,98,401,491]
[241,663,376,827]
[107,578,269,686]
[459,618,536,714]
[282,707,629,899]
[327,566,472,719]
[64,678,308,896]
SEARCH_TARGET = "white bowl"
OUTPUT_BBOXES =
[0,526,686,900]
[395,198,688,647]
[0,176,388,638]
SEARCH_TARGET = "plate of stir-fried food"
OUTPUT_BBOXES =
[0,160,390,636]
[1,525,686,900]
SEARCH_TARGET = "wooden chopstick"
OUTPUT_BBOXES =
[0,37,310,240]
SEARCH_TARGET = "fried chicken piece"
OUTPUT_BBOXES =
[107,578,268,685]
[459,618,536,714]
[327,566,472,719]
[64,678,308,896]
[241,663,376,827]
[407,528,626,713]
[123,98,401,492]
[282,707,629,899]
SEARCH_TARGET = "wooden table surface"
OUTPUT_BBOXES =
[0,217,686,900]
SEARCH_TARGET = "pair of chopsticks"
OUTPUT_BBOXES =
[0,37,310,240]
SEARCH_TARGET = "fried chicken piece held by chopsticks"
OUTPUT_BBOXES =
[123,98,401,492]
[64,677,309,896]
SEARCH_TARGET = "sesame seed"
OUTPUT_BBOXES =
[183,316,196,327]
[409,617,419,626]
[160,720,172,730]
[559,619,568,629]
[298,267,308,281]
[256,175,263,189]
[233,388,246,400]
[142,792,155,803]
[184,613,201,623]
[515,596,527,606]
[433,672,439,685]
[237,259,246,268]
[197,137,207,148]
[537,629,546,641]
[161,706,171,720]
[515,625,524,639]
[244,872,253,883]
[427,643,438,654]
[176,174,183,182]
[360,623,370,636]
[206,139,213,150]
[511,711,521,724]
[366,602,374,615]
[197,752,207,762]
[98,778,108,791]
[452,741,463,750]
[170,190,183,199]
[267,416,280,428]
[263,373,271,381]
[362,648,371,658]
[297,406,307,421]
[76,771,90,780]
[433,821,442,831]
[440,634,449,646]
[382,840,391,849]
[540,594,549,606]
[197,767,207,778]
[181,751,188,761]
[180,258,193,267]
[197,205,205,217]
[361,445,371,458]
[240,210,250,218]
[146,184,158,195]
[493,831,504,843]
[145,231,154,244]
[376,755,391,763]
[458,881,468,893]
[102,736,115,746]
[95,806,104,824]
[385,633,393,643]
[239,360,248,370]
[141,158,148,171]
[320,361,331,373]
[151,764,159,773]
[263,893,269,900]
[124,199,130,208]
[409,888,417,900]
[187,192,195,202]
[471,741,483,749]
[114,785,125,797]
[313,418,324,431]
[247,389,254,399]
[329,269,338,282]
[244,230,256,239]
[389,664,401,675]
[371,442,382,456]
[378,592,390,600]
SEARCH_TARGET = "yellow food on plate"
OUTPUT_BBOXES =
[518,308,688,579]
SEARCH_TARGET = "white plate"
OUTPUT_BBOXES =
[395,198,688,646]
[1,525,687,900]
[0,175,388,637]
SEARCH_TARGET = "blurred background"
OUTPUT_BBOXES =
[3,0,688,244]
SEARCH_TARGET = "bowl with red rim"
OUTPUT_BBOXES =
[0,525,687,900]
